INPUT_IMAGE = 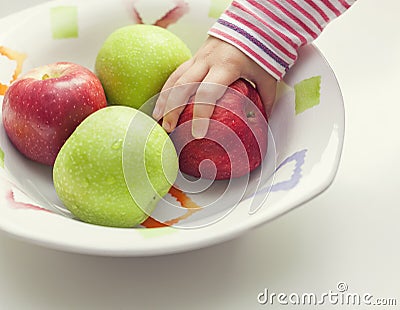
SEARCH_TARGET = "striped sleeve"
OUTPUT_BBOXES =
[208,0,357,80]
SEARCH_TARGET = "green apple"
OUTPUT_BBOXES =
[95,24,192,109]
[53,106,178,228]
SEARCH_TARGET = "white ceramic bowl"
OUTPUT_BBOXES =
[0,0,344,256]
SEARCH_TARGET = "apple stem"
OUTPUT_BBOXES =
[42,73,50,80]
[247,111,255,118]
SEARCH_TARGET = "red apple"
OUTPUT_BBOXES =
[2,62,107,165]
[171,78,268,180]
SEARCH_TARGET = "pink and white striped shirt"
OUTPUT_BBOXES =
[208,0,357,80]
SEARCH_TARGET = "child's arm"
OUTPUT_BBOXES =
[153,0,357,137]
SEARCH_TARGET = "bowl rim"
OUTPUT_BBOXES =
[0,0,345,256]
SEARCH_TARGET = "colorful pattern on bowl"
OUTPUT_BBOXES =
[0,0,344,255]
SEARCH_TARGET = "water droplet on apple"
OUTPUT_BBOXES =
[111,139,123,150]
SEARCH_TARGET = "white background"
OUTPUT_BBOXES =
[1,0,400,309]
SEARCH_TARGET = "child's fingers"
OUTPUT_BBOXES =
[254,76,277,119]
[191,68,240,138]
[161,84,196,132]
[153,59,193,120]
[160,65,209,132]
[244,63,277,119]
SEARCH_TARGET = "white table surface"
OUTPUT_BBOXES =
[1,1,399,309]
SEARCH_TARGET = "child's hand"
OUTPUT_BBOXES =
[152,36,277,138]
